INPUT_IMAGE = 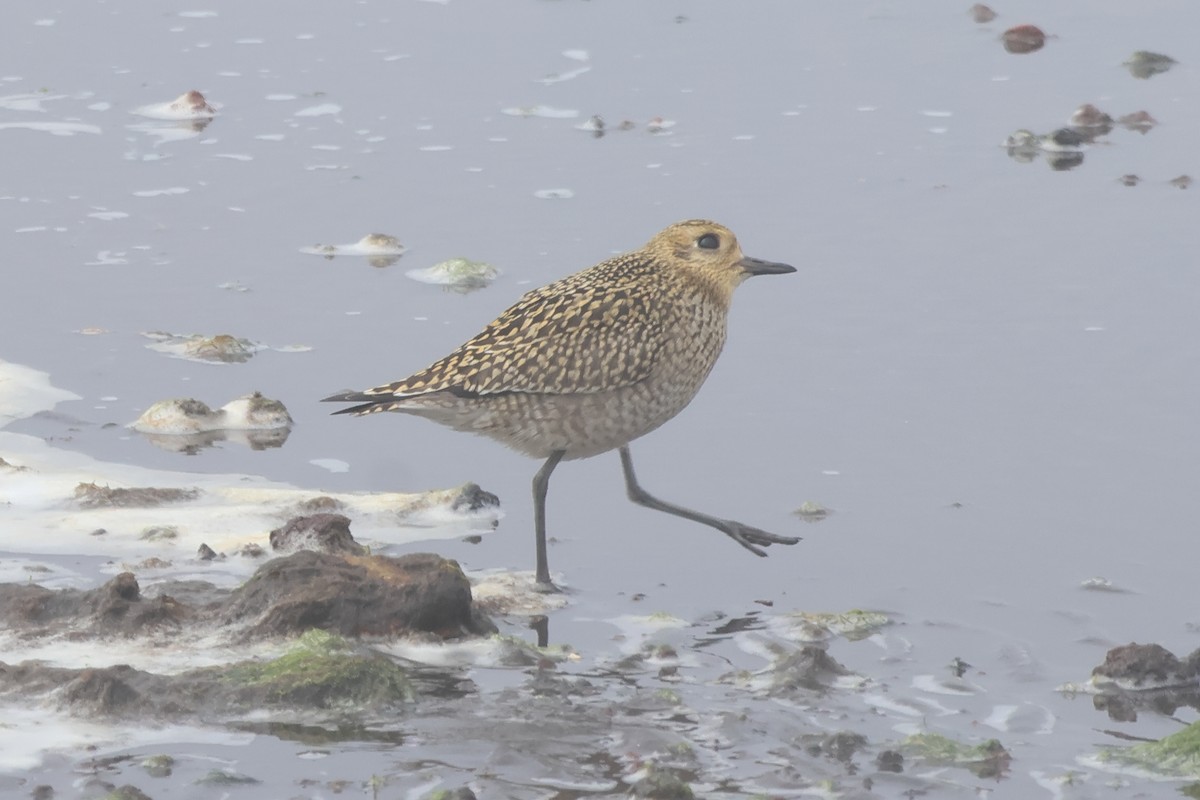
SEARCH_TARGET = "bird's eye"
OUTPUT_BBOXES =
[697,233,720,250]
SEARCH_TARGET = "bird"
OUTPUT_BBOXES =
[324,219,800,591]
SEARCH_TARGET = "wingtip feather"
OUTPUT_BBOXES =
[322,390,391,416]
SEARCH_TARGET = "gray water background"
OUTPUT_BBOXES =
[2,0,1199,795]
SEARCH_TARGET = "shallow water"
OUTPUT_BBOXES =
[3,0,1200,797]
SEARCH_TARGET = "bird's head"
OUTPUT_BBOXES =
[645,219,795,301]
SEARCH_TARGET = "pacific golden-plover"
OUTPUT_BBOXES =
[324,219,799,590]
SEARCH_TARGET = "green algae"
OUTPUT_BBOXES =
[489,633,576,666]
[784,609,890,642]
[140,754,174,777]
[631,763,695,799]
[902,732,1011,778]
[223,629,415,708]
[426,789,477,800]
[793,500,831,521]
[407,257,499,292]
[653,688,683,705]
[196,769,260,785]
[101,787,152,800]
[1100,720,1200,778]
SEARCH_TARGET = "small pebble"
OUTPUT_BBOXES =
[1117,110,1157,133]
[969,3,997,23]
[1002,24,1046,54]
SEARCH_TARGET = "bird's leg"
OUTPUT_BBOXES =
[618,445,801,555]
[533,450,566,592]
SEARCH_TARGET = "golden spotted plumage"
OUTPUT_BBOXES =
[361,253,669,400]
[325,219,799,588]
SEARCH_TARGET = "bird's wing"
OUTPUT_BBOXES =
[355,269,667,400]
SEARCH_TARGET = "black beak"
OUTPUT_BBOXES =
[738,256,796,276]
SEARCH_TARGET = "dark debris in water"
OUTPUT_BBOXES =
[1118,110,1158,133]
[875,749,904,773]
[767,644,852,695]
[802,730,869,764]
[1002,24,1046,54]
[1070,103,1113,135]
[1124,50,1177,79]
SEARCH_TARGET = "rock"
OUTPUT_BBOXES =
[1123,50,1176,79]
[0,551,496,642]
[61,666,144,715]
[969,4,996,23]
[768,644,852,694]
[1093,642,1199,689]
[141,579,227,608]
[0,630,431,718]
[269,513,366,556]
[1086,643,1200,722]
[1117,110,1157,133]
[141,754,175,778]
[294,495,345,513]
[237,543,266,559]
[0,572,189,635]
[452,482,500,513]
[221,630,416,709]
[221,551,496,639]
[1002,24,1046,54]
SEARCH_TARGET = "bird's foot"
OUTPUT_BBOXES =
[722,522,801,557]
[533,577,562,594]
